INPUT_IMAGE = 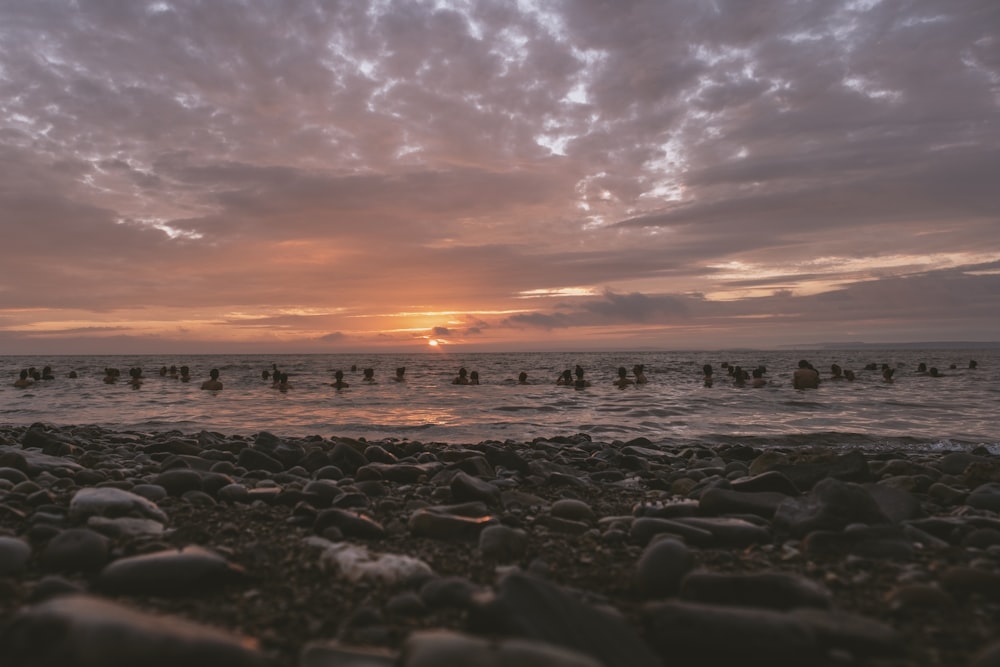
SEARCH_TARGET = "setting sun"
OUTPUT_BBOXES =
[428,339,439,347]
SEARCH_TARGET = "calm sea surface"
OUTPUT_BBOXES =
[2,350,997,452]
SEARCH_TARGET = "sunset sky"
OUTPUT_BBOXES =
[2,0,998,354]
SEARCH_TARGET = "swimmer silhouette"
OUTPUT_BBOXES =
[200,368,223,390]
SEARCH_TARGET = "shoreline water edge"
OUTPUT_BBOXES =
[3,350,999,449]
[1,423,999,666]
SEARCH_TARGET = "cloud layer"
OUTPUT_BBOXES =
[2,0,998,352]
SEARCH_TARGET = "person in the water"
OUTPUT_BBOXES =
[200,368,223,390]
[330,370,349,389]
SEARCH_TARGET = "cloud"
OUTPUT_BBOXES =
[1,0,998,351]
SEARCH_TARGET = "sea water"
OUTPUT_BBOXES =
[2,350,997,452]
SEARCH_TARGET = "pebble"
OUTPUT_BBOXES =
[408,508,495,540]
[0,425,997,665]
[478,524,529,561]
[680,570,832,610]
[40,528,109,572]
[634,537,693,598]
[468,570,661,667]
[68,487,167,523]
[0,594,267,666]
[401,629,603,667]
[0,535,31,575]
[643,600,820,666]
[97,545,248,596]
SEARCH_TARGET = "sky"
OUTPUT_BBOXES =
[1,0,999,355]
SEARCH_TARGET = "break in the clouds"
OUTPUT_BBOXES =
[1,0,998,353]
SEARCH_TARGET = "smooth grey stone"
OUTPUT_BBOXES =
[408,508,495,540]
[973,641,1000,667]
[0,467,29,484]
[479,524,528,561]
[450,471,502,506]
[730,470,800,495]
[468,571,660,667]
[363,444,398,464]
[633,500,699,518]
[450,455,494,478]
[237,447,284,473]
[939,566,1000,601]
[0,594,267,666]
[628,517,712,546]
[41,528,109,572]
[885,583,955,611]
[300,641,397,667]
[698,487,786,518]
[0,535,31,575]
[419,576,484,610]
[254,431,304,466]
[670,516,770,547]
[21,427,79,456]
[550,498,596,522]
[772,450,872,490]
[794,608,903,657]
[937,452,988,476]
[538,515,590,535]
[962,528,1000,549]
[0,444,83,474]
[634,538,693,598]
[643,600,820,666]
[864,483,923,522]
[401,630,603,667]
[68,487,167,523]
[29,575,85,602]
[385,591,427,616]
[86,516,165,538]
[773,478,890,538]
[217,483,251,503]
[315,508,385,539]
[130,484,169,502]
[968,483,1000,512]
[98,546,247,596]
[154,468,203,496]
[680,571,831,610]
[357,463,428,484]
[330,442,370,473]
[303,479,344,504]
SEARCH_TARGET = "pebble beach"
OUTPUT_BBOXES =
[1,423,999,666]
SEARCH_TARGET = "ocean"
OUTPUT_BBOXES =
[2,350,997,452]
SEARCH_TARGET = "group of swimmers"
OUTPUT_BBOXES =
[702,359,980,389]
[10,358,981,392]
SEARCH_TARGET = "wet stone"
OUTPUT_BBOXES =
[698,487,787,518]
[967,483,1000,512]
[68,487,167,523]
[468,571,661,667]
[237,447,284,473]
[0,535,31,575]
[773,477,890,538]
[41,528,109,573]
[680,570,832,610]
[730,470,801,495]
[97,545,248,596]
[0,594,267,667]
[634,538,693,598]
[401,630,603,667]
[478,524,528,561]
[408,508,495,540]
[299,641,397,667]
[450,471,502,506]
[643,600,820,666]
[550,498,596,522]
[314,508,386,540]
[86,515,165,538]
